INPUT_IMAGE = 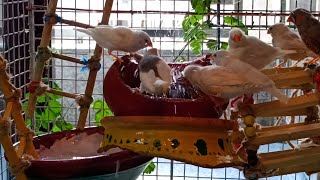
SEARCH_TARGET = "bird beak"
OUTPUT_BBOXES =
[287,16,293,22]
[147,41,153,47]
[232,34,242,42]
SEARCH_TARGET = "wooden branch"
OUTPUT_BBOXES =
[0,110,27,180]
[0,57,38,159]
[47,89,79,99]
[26,0,58,119]
[268,70,312,89]
[246,122,320,146]
[250,93,320,117]
[252,108,309,117]
[52,53,86,65]
[258,146,320,173]
[261,67,305,75]
[61,19,94,29]
[77,0,114,129]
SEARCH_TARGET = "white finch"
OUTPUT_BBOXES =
[138,48,172,95]
[75,25,153,62]
[267,23,317,67]
[183,50,288,102]
[228,27,296,69]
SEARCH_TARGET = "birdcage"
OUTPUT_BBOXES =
[0,0,320,180]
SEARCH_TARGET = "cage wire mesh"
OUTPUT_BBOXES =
[0,0,319,179]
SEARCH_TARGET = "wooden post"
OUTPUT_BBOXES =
[0,102,28,180]
[0,57,38,159]
[76,0,114,129]
[26,0,58,119]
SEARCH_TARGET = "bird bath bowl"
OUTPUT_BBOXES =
[14,126,153,180]
[104,54,229,118]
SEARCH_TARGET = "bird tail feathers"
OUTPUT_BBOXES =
[276,48,297,57]
[74,28,92,36]
[154,79,170,92]
[265,87,289,103]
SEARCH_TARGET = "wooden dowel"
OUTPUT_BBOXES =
[61,19,94,29]
[77,0,114,130]
[47,89,79,99]
[26,0,58,119]
[52,53,86,65]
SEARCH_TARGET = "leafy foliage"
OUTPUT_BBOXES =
[181,1,248,56]
[23,78,73,134]
[143,162,156,174]
[91,99,113,126]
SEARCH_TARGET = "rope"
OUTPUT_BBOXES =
[75,94,93,109]
[3,89,22,102]
[0,118,10,138]
[27,81,41,94]
[36,47,52,62]
[9,158,31,176]
[80,57,102,72]
[27,82,49,96]
[43,14,63,24]
[17,129,35,139]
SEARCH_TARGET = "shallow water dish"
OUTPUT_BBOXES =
[103,55,229,118]
[16,127,152,179]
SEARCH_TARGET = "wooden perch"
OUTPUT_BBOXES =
[0,57,38,159]
[26,0,58,119]
[246,122,320,146]
[61,19,94,29]
[250,92,320,117]
[76,0,114,130]
[0,102,27,180]
[47,89,79,99]
[267,70,312,89]
[52,53,86,65]
[257,146,320,175]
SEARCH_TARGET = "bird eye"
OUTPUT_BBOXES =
[214,54,217,57]
[145,39,148,43]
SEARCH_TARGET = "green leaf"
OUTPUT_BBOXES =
[37,95,47,103]
[42,108,58,123]
[92,100,103,110]
[223,16,248,35]
[52,125,62,133]
[48,100,62,115]
[143,162,156,174]
[25,118,31,128]
[95,110,104,122]
[61,122,74,131]
[35,131,45,136]
[25,93,30,99]
[22,101,28,112]
[207,39,217,50]
[221,42,229,50]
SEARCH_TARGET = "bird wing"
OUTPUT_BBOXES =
[198,66,247,87]
[87,26,134,51]
[139,70,157,94]
[226,59,275,87]
[155,59,172,84]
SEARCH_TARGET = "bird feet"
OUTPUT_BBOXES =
[307,56,320,66]
[109,53,124,63]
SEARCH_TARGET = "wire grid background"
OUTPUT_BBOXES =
[0,0,319,179]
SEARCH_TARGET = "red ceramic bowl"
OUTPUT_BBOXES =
[17,127,153,179]
[103,55,229,118]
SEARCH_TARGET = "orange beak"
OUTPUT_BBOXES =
[287,16,293,22]
[232,34,242,42]
[147,41,153,47]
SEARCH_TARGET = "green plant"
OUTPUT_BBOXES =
[178,0,248,60]
[22,78,74,135]
[143,161,156,174]
[91,99,113,126]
